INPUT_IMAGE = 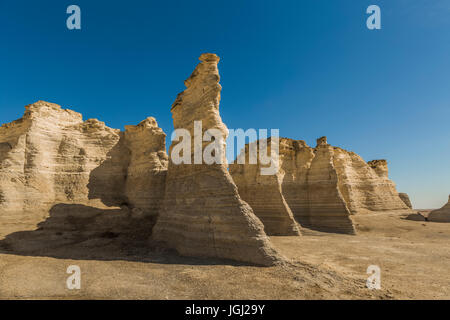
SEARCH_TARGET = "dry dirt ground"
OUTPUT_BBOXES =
[0,210,448,300]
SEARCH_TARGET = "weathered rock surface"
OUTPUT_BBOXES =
[0,101,167,223]
[399,193,413,209]
[428,196,450,222]
[335,157,410,215]
[229,140,301,236]
[305,139,356,234]
[235,136,411,234]
[152,53,284,266]
[0,101,124,217]
[271,137,355,234]
[124,117,168,218]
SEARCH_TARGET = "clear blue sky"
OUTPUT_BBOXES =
[0,0,449,208]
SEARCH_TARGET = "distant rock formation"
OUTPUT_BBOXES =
[232,137,411,234]
[335,156,410,215]
[0,101,167,221]
[288,137,356,234]
[428,195,450,222]
[231,137,355,234]
[152,53,284,266]
[229,140,301,236]
[261,137,356,234]
[399,193,413,209]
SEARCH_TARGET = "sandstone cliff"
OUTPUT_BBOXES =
[0,101,167,222]
[428,195,450,222]
[152,53,284,266]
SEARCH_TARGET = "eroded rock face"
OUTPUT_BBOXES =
[278,139,314,229]
[367,160,388,179]
[0,101,125,218]
[399,193,413,209]
[230,140,301,236]
[231,137,355,234]
[124,117,168,218]
[279,137,355,234]
[152,53,284,266]
[334,156,410,215]
[428,195,450,222]
[235,136,411,234]
[0,101,167,223]
[306,139,356,234]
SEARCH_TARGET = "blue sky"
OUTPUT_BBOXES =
[0,0,449,208]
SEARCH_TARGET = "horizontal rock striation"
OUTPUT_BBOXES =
[0,101,168,223]
[236,136,412,234]
[0,101,125,217]
[271,137,355,234]
[124,117,168,218]
[305,140,356,234]
[334,156,410,215]
[229,140,301,236]
[152,53,284,266]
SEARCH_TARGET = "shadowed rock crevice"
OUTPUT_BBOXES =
[87,133,130,207]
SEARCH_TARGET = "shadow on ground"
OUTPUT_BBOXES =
[0,203,253,267]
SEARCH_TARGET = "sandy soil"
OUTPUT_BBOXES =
[0,210,448,300]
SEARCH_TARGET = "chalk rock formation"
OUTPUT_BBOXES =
[152,53,283,266]
[0,101,168,221]
[367,160,388,179]
[399,193,413,209]
[301,138,356,234]
[234,136,410,234]
[334,157,410,215]
[268,137,355,234]
[428,195,450,222]
[124,117,168,218]
[283,137,410,230]
[229,140,301,236]
[232,137,355,234]
[0,101,125,217]
[277,139,314,230]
